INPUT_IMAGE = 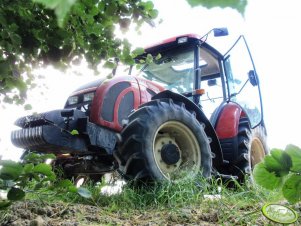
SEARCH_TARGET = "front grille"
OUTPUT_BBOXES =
[11,126,46,148]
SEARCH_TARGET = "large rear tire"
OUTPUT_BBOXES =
[115,99,212,182]
[232,118,269,180]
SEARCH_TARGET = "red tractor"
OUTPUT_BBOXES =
[11,28,268,183]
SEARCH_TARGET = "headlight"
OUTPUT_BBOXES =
[83,92,95,102]
[67,96,78,105]
[177,37,188,44]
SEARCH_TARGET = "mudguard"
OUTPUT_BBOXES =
[215,102,244,139]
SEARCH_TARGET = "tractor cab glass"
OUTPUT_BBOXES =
[138,41,224,118]
[139,45,220,88]
[224,36,262,128]
[139,46,195,94]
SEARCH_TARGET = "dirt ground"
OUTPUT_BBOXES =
[0,200,220,226]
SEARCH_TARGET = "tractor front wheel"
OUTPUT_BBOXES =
[115,99,212,182]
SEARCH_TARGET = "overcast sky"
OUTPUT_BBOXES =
[1,0,301,160]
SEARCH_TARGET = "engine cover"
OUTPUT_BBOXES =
[90,76,164,132]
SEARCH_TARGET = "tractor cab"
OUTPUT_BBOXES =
[135,29,263,129]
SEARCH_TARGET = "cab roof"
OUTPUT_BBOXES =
[143,33,223,58]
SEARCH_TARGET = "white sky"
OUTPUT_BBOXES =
[1,0,301,160]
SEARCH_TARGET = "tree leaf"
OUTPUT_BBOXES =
[282,174,301,204]
[149,9,158,18]
[68,185,78,193]
[33,163,56,180]
[186,0,247,15]
[34,182,44,190]
[33,0,76,27]
[33,0,61,9]
[41,153,56,160]
[23,163,34,174]
[77,187,92,198]
[71,129,79,135]
[131,47,145,57]
[1,0,159,104]
[23,152,42,164]
[54,0,77,27]
[7,187,25,201]
[264,149,292,176]
[253,162,282,190]
[24,104,32,111]
[103,61,116,69]
[155,53,162,61]
[285,144,301,172]
[56,179,77,193]
[143,1,154,11]
[57,179,74,188]
[0,200,11,210]
[0,160,23,180]
[146,54,153,64]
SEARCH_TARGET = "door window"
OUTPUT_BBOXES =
[224,36,262,128]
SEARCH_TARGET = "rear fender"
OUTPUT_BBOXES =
[152,90,224,169]
[215,102,245,139]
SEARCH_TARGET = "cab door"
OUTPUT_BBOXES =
[223,36,263,128]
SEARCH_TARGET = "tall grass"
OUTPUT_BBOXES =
[22,174,299,225]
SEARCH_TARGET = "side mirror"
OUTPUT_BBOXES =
[213,28,229,37]
[248,70,259,86]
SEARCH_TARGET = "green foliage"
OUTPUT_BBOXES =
[253,163,282,190]
[0,152,91,209]
[33,0,77,27]
[0,160,23,180]
[186,0,248,15]
[0,0,249,106]
[254,145,301,204]
[58,176,282,225]
[282,174,301,204]
[0,0,158,105]
[286,144,301,171]
[7,187,25,201]
[70,129,79,135]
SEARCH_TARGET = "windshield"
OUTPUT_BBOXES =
[139,46,195,94]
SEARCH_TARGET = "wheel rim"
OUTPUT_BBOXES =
[153,121,201,180]
[250,137,265,169]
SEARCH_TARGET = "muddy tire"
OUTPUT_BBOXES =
[115,99,212,182]
[232,118,269,180]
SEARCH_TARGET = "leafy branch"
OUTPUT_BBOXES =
[253,144,301,204]
[0,0,158,105]
[0,153,91,209]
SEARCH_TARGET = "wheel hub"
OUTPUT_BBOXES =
[153,121,201,180]
[251,137,265,168]
[161,143,180,165]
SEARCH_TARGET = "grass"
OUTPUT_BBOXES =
[2,175,300,225]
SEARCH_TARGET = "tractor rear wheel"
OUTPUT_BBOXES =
[232,118,269,180]
[115,99,212,182]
